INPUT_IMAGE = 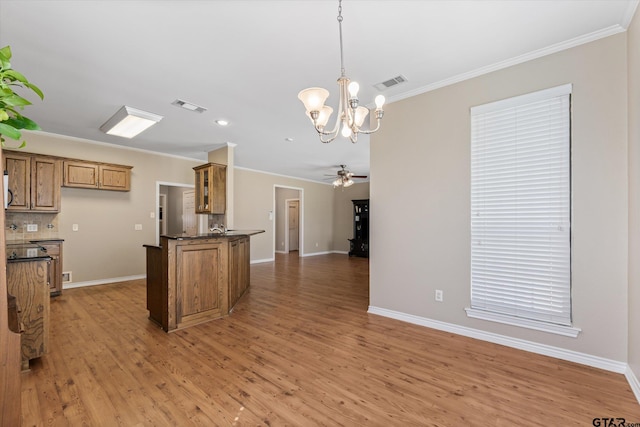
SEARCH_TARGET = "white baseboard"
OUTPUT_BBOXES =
[367,306,628,374]
[251,257,274,264]
[300,251,332,257]
[625,365,640,403]
[63,274,146,289]
[275,250,287,254]
[332,250,349,255]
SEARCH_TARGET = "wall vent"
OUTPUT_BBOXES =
[171,99,208,113]
[374,75,408,91]
[62,271,72,283]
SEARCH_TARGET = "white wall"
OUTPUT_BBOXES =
[370,33,629,361]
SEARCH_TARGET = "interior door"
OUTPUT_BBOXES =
[183,190,197,235]
[288,200,299,252]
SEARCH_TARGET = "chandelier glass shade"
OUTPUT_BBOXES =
[298,0,385,143]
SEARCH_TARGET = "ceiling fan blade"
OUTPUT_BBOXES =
[351,175,367,178]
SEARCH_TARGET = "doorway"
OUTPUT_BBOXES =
[274,186,303,256]
[157,182,205,244]
[182,190,197,235]
[287,199,300,252]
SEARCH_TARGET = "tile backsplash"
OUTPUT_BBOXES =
[5,212,60,241]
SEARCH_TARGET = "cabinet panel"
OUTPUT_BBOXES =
[4,153,61,212]
[176,242,228,327]
[100,164,130,191]
[39,241,63,296]
[194,163,226,214]
[32,157,61,211]
[63,161,98,188]
[7,259,50,371]
[63,160,131,191]
[229,236,250,310]
[4,153,30,210]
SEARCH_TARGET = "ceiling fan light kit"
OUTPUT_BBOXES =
[330,165,366,188]
[298,0,385,144]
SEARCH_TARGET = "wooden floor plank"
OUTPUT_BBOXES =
[20,253,639,426]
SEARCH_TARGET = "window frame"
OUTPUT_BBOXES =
[465,84,581,338]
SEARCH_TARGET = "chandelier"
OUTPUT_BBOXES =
[298,0,385,143]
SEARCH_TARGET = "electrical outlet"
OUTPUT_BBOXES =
[134,224,143,231]
[26,224,38,232]
[435,289,443,302]
[72,224,79,232]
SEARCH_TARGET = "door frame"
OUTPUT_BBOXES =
[284,198,300,253]
[273,185,304,258]
[156,181,205,245]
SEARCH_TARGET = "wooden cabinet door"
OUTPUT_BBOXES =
[99,164,130,191]
[210,164,226,214]
[229,236,250,309]
[228,239,240,307]
[176,242,228,327]
[193,163,226,214]
[4,152,31,211]
[7,259,50,370]
[194,166,209,213]
[31,157,61,211]
[63,160,99,188]
[39,242,62,296]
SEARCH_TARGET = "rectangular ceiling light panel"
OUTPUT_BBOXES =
[100,105,163,139]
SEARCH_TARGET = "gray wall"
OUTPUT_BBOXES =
[370,33,629,361]
[628,10,640,384]
[332,182,370,253]
[16,131,200,283]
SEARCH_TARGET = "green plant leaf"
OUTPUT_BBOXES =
[0,46,11,69]
[2,94,31,107]
[3,69,27,83]
[4,115,40,131]
[0,110,8,121]
[0,122,22,140]
[24,82,44,100]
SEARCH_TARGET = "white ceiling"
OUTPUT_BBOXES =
[0,0,637,182]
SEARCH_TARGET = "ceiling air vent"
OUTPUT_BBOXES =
[171,99,207,113]
[374,75,408,91]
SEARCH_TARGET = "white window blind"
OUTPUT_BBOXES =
[469,84,572,327]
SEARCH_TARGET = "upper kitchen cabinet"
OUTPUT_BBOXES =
[63,160,132,191]
[194,163,226,214]
[4,152,61,212]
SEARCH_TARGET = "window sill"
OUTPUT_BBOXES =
[465,308,581,338]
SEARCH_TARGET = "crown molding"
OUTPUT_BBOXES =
[385,24,627,105]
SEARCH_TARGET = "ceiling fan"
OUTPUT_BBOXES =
[325,165,367,188]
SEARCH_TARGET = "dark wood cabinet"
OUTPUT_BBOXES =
[349,199,369,258]
[145,232,260,332]
[194,162,226,214]
[228,236,250,311]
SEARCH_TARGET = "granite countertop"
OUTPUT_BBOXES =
[160,229,265,241]
[6,237,65,245]
[6,243,52,262]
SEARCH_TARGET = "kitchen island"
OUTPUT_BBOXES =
[144,230,264,332]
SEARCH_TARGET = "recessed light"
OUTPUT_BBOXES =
[285,137,294,142]
[216,119,229,126]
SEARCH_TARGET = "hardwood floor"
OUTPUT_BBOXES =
[22,253,639,426]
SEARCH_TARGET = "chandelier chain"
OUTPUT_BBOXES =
[338,0,345,77]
